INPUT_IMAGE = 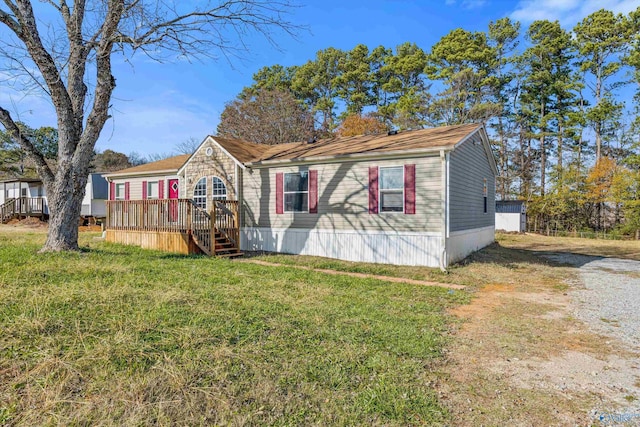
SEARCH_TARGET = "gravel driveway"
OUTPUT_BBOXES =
[543,253,640,351]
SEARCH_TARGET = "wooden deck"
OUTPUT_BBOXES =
[1,197,47,223]
[105,199,241,257]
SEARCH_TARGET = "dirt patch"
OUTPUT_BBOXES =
[439,273,640,426]
[5,217,48,228]
[79,225,102,233]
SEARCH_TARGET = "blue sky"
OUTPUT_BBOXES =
[1,0,638,156]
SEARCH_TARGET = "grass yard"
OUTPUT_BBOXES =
[0,229,468,426]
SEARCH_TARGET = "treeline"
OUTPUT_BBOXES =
[218,8,640,235]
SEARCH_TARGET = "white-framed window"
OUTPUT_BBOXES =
[212,177,227,200]
[147,181,159,199]
[379,166,404,212]
[284,171,308,212]
[193,178,207,209]
[115,183,126,200]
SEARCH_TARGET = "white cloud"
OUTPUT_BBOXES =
[445,0,487,9]
[510,0,638,25]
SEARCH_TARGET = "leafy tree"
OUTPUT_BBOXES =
[487,17,520,199]
[379,42,430,129]
[337,113,389,137]
[218,88,313,145]
[292,47,345,135]
[427,28,497,126]
[0,0,298,251]
[519,20,576,196]
[574,9,633,160]
[241,64,299,99]
[91,149,136,172]
[0,123,58,178]
[335,44,374,116]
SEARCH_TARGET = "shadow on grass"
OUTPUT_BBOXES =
[461,241,604,269]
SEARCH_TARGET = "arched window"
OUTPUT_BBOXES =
[193,178,207,209]
[212,176,227,200]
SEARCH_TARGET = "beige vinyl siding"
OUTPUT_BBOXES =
[242,156,442,233]
[109,175,179,200]
[448,133,496,232]
[181,139,237,211]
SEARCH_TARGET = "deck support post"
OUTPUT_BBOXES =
[210,207,216,257]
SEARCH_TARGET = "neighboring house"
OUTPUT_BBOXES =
[170,123,496,268]
[103,155,191,201]
[1,174,109,223]
[81,173,109,218]
[496,200,526,232]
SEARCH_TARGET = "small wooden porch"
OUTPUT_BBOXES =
[105,199,242,257]
[1,197,48,224]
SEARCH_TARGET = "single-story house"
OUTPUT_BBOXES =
[496,200,526,232]
[169,122,496,268]
[1,174,109,223]
[103,154,191,201]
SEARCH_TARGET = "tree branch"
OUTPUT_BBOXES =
[0,105,54,183]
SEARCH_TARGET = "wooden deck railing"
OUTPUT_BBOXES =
[106,199,193,232]
[1,198,16,223]
[213,200,239,246]
[105,199,240,255]
[1,197,46,222]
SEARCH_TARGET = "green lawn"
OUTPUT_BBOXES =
[0,230,468,426]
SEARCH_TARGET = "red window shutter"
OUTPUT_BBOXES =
[404,164,416,214]
[309,170,318,213]
[124,182,130,200]
[142,181,147,199]
[368,166,378,214]
[275,173,284,214]
[158,180,164,199]
[109,182,115,200]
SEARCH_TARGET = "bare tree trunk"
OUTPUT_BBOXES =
[539,102,546,196]
[557,120,563,185]
[42,171,88,251]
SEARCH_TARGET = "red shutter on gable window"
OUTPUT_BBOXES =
[109,182,115,200]
[275,173,284,214]
[124,182,130,200]
[158,180,164,199]
[368,166,379,214]
[142,181,147,199]
[404,164,416,214]
[309,170,318,213]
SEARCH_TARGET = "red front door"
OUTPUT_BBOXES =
[168,179,179,221]
[168,179,179,199]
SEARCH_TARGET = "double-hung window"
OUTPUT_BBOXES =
[147,181,159,199]
[379,166,404,212]
[115,183,126,200]
[284,171,308,212]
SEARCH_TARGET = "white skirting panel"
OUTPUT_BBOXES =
[241,227,444,267]
[447,225,495,265]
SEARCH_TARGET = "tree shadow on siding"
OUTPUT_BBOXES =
[280,162,432,262]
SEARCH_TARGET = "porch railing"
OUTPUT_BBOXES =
[106,199,193,232]
[105,199,240,255]
[1,197,46,222]
[213,200,239,247]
